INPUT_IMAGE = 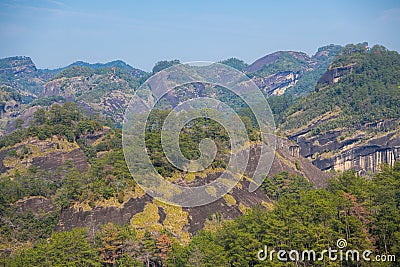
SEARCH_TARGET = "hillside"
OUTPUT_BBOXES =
[0,103,330,257]
[0,43,399,265]
[0,45,342,135]
[279,44,400,172]
[246,44,342,96]
[0,58,149,135]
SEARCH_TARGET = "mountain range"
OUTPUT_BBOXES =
[0,42,399,265]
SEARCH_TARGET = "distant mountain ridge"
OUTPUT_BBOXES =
[0,44,341,135]
[1,43,399,175]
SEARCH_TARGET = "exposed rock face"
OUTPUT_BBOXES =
[326,147,399,173]
[252,71,300,95]
[0,137,89,176]
[271,138,330,187]
[317,63,356,87]
[32,147,89,172]
[245,46,342,96]
[56,195,153,234]
[289,145,300,157]
[55,137,331,237]
[55,181,270,236]
[289,120,400,172]
[0,57,50,135]
[0,56,147,132]
[42,76,91,98]
[14,196,57,215]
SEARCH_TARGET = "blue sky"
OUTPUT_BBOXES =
[1,0,399,71]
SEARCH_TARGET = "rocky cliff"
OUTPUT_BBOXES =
[252,71,300,95]
[281,44,400,173]
[289,119,400,172]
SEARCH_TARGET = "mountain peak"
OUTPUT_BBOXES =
[0,56,37,75]
[246,51,310,73]
[66,59,133,70]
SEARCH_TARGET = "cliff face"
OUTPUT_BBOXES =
[280,44,400,173]
[252,71,300,95]
[316,63,356,88]
[0,136,89,177]
[329,147,399,173]
[290,120,400,172]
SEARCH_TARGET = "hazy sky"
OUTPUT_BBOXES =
[1,0,399,71]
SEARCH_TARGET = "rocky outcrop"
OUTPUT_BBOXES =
[245,45,342,96]
[42,76,92,98]
[316,146,400,173]
[289,120,400,172]
[55,180,270,236]
[252,71,300,95]
[317,63,356,87]
[0,137,89,176]
[56,195,153,234]
[0,56,37,76]
[271,138,331,187]
[14,196,57,215]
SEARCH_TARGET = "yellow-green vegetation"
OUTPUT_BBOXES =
[130,203,163,236]
[238,202,250,214]
[157,201,189,243]
[6,165,400,266]
[124,184,146,199]
[183,172,196,182]
[261,200,274,211]
[73,201,93,211]
[282,107,342,136]
[235,179,243,189]
[223,193,236,206]
[73,184,146,211]
[203,213,224,233]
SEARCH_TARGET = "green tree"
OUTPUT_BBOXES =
[7,228,100,266]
